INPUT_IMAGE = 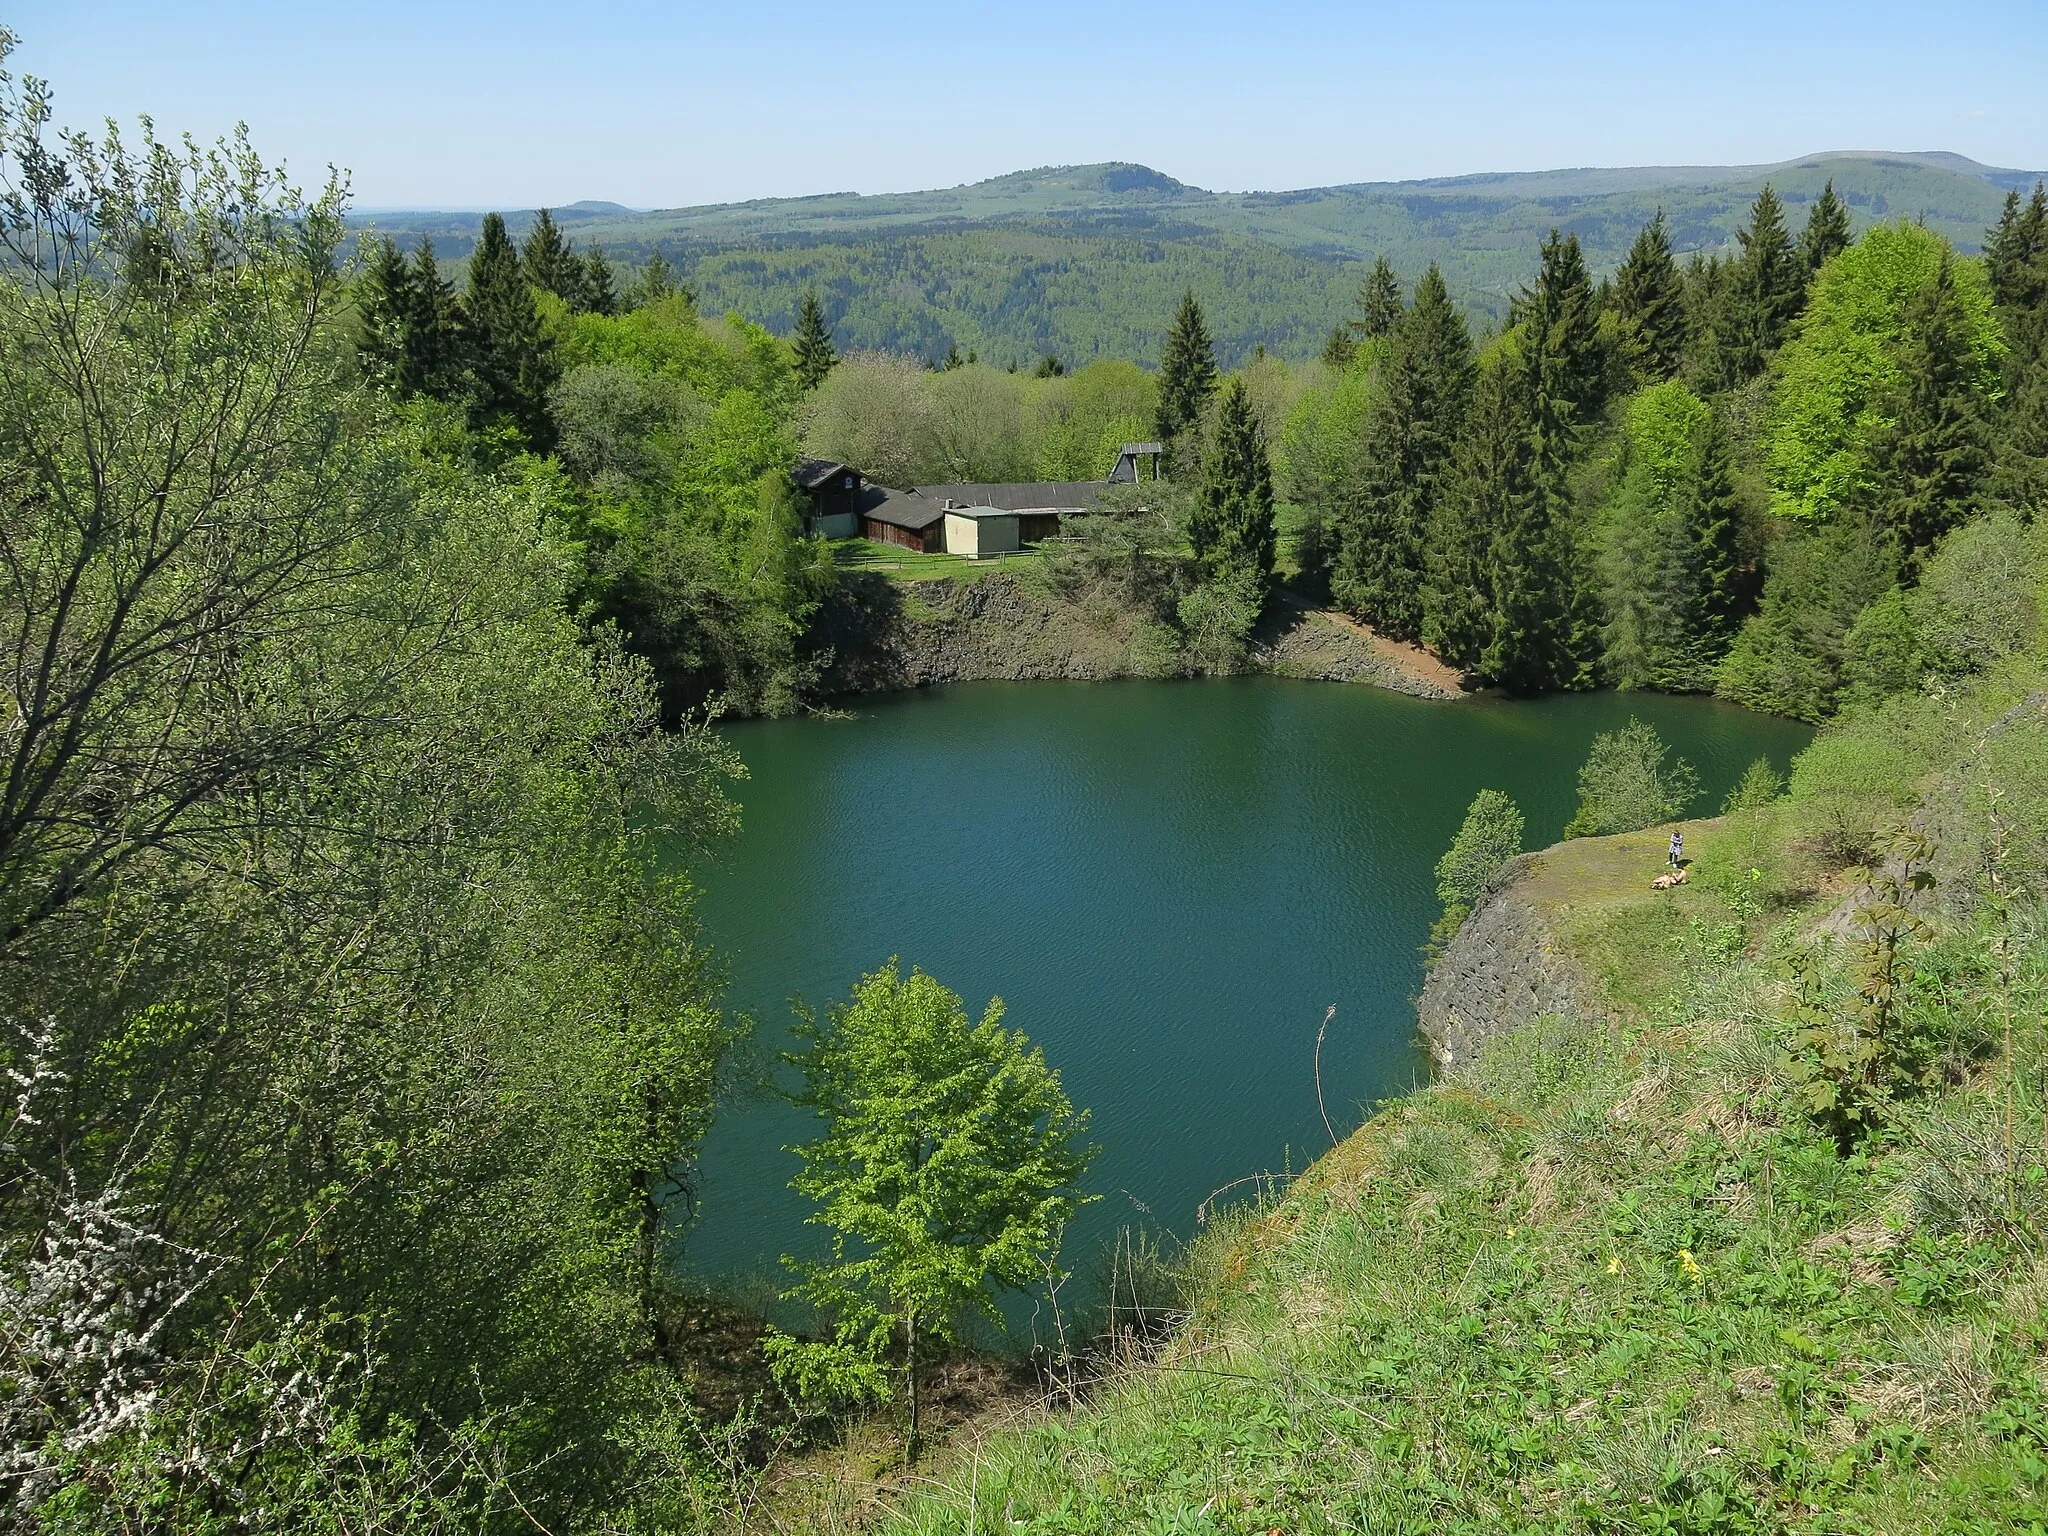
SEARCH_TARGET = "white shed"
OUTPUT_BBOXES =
[940,506,1021,559]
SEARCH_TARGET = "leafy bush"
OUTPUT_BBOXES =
[1563,718,1700,837]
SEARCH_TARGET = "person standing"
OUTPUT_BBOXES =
[1669,828,1685,868]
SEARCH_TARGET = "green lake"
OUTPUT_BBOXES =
[682,678,1812,1325]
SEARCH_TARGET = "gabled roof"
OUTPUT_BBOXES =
[855,485,946,530]
[793,457,852,490]
[1119,442,1163,456]
[914,481,1106,513]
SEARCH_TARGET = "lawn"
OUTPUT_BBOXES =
[830,537,1046,583]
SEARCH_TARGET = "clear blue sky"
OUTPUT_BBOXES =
[12,2,2047,210]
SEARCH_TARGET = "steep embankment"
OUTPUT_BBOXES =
[870,653,2048,1533]
[811,571,1461,700]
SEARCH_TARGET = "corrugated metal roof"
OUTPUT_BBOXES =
[913,481,1105,513]
[856,486,945,530]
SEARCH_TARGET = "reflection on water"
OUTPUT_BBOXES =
[676,678,1812,1327]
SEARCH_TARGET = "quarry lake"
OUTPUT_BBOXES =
[680,679,1812,1329]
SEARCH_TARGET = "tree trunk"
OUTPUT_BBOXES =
[904,1308,921,1464]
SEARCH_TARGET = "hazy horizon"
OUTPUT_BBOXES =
[15,1,2048,208]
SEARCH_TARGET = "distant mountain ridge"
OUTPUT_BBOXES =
[351,152,2046,366]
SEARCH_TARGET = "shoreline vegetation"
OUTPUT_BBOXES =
[5,27,2048,1533]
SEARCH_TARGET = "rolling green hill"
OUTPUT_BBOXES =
[355,152,2045,366]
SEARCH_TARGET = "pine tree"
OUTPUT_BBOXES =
[1190,377,1275,586]
[579,247,619,315]
[356,236,413,385]
[404,238,469,400]
[1352,257,1404,341]
[629,251,676,310]
[1522,229,1605,486]
[1869,253,1991,567]
[465,211,558,447]
[1684,407,1745,652]
[1718,184,1803,382]
[1989,348,2048,512]
[1333,264,1475,640]
[1797,179,1852,281]
[1155,289,1218,468]
[1680,252,1730,386]
[1424,354,1528,671]
[1481,446,1592,693]
[1612,211,1686,382]
[791,289,837,390]
[1984,184,2048,311]
[1320,325,1358,369]
[520,208,576,299]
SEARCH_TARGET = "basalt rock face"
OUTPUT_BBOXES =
[810,572,1460,699]
[1416,853,1601,1075]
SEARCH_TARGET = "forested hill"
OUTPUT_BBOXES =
[355,151,2041,364]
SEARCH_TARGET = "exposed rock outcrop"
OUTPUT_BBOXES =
[1416,852,1601,1073]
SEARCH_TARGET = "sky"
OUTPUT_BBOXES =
[12,2,2048,211]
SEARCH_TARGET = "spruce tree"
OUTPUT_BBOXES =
[1155,289,1218,467]
[1334,264,1475,640]
[791,289,838,390]
[356,236,413,385]
[1190,377,1276,586]
[1353,257,1404,341]
[1522,229,1605,486]
[1990,348,2048,512]
[1985,184,2048,311]
[465,211,558,447]
[1797,179,1852,281]
[1612,211,1686,382]
[1481,443,1592,693]
[1680,252,1730,386]
[629,251,676,310]
[520,207,576,299]
[404,238,469,401]
[1869,253,1991,568]
[1719,184,1803,382]
[1320,325,1358,369]
[1684,407,1745,653]
[579,248,619,315]
[1424,354,1528,671]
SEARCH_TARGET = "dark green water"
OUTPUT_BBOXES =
[682,679,1810,1318]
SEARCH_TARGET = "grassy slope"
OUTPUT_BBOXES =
[356,154,2040,363]
[870,659,2048,1534]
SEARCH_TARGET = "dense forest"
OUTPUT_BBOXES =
[358,153,2029,363]
[9,26,2048,1535]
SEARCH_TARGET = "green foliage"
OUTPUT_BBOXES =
[1718,184,1805,385]
[1429,789,1526,952]
[1612,210,1687,383]
[1798,179,1853,280]
[1423,346,1526,671]
[1352,255,1404,341]
[1332,264,1474,641]
[792,286,838,389]
[771,962,1094,1457]
[1191,377,1276,590]
[1596,382,1748,690]
[1156,289,1219,468]
[466,210,560,447]
[1766,221,2003,523]
[1564,718,1701,837]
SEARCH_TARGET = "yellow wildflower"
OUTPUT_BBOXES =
[1606,1257,1621,1275]
[1678,1248,1703,1285]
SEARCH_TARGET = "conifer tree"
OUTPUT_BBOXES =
[1680,252,1730,385]
[1719,184,1802,382]
[579,247,619,315]
[356,236,413,385]
[1869,253,1991,567]
[1989,351,2048,512]
[1481,451,1593,694]
[1352,257,1404,341]
[629,251,676,310]
[1985,183,2048,311]
[1424,354,1528,671]
[1685,407,1745,651]
[1320,325,1358,369]
[466,211,558,447]
[1155,289,1218,467]
[520,207,576,299]
[403,238,469,400]
[791,289,838,390]
[1190,377,1276,587]
[1334,264,1475,640]
[1612,211,1686,382]
[1797,179,1853,281]
[1522,229,1605,486]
